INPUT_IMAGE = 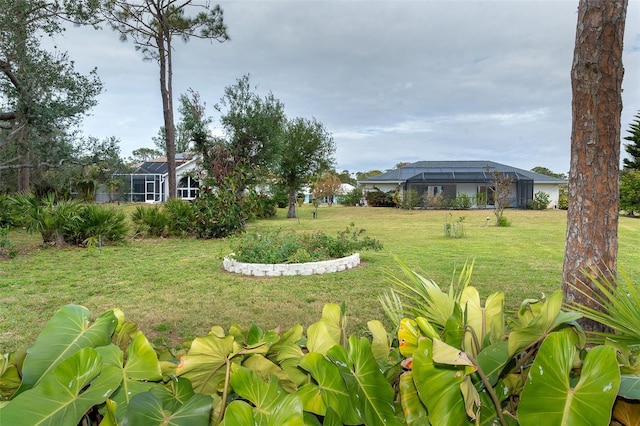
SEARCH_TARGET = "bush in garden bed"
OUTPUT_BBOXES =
[230,223,383,264]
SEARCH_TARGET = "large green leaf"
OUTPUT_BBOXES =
[475,341,510,387]
[121,391,213,426]
[367,320,391,361]
[306,304,344,355]
[398,318,421,357]
[460,287,504,355]
[219,400,255,425]
[518,332,620,426]
[229,364,304,425]
[242,354,298,393]
[620,374,640,399]
[508,290,582,357]
[443,303,465,349]
[17,304,118,394]
[327,335,403,426]
[412,338,469,426]
[398,371,429,426]
[0,351,23,399]
[97,332,164,420]
[297,352,360,424]
[174,332,235,395]
[0,347,121,425]
[268,324,305,363]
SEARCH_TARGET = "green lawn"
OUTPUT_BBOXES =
[2,205,639,353]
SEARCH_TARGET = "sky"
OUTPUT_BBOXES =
[52,0,640,176]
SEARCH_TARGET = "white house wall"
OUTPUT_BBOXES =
[533,183,561,208]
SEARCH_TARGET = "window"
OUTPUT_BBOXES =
[177,176,199,200]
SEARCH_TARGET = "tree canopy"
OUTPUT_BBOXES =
[531,166,567,179]
[214,74,286,194]
[623,111,640,170]
[0,0,103,192]
[102,0,229,199]
[275,117,335,218]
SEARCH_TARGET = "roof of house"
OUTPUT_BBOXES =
[359,161,566,184]
[132,153,197,175]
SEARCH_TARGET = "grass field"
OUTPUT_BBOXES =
[2,205,639,353]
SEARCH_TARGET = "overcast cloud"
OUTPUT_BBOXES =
[53,0,640,175]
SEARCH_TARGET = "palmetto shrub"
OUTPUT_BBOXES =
[11,193,82,245]
[164,199,196,237]
[66,204,129,246]
[131,205,170,237]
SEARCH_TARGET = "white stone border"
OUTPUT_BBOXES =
[223,253,360,277]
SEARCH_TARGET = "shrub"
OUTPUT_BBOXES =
[451,193,473,209]
[11,193,82,245]
[365,188,395,207]
[497,215,511,227]
[131,205,170,237]
[400,189,422,209]
[475,191,488,209]
[67,204,129,246]
[0,194,19,228]
[557,184,568,209]
[245,192,277,219]
[338,187,362,206]
[424,193,449,209]
[192,183,248,239]
[231,224,383,263]
[0,226,17,258]
[527,191,551,210]
[164,199,196,236]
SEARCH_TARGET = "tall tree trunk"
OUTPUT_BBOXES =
[158,33,176,200]
[287,189,297,218]
[17,124,30,192]
[562,0,627,332]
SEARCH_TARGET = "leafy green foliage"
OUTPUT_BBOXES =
[131,205,170,237]
[0,266,638,426]
[230,224,383,263]
[11,193,82,244]
[558,184,568,209]
[338,187,362,206]
[0,194,19,227]
[0,0,104,193]
[400,189,422,209]
[192,182,248,239]
[0,225,17,258]
[527,191,551,210]
[451,193,473,209]
[165,198,197,237]
[620,169,640,215]
[244,192,278,219]
[365,188,395,207]
[66,204,128,246]
[518,333,620,426]
[623,111,640,170]
[278,117,335,218]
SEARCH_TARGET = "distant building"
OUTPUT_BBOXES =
[358,160,566,208]
[122,153,199,202]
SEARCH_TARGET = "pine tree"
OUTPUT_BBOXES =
[623,112,640,170]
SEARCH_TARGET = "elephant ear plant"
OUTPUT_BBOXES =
[0,261,637,425]
[381,260,623,425]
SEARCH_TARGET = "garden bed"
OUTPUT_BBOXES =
[223,253,360,276]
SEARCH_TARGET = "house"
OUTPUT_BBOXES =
[302,183,356,204]
[358,161,567,208]
[123,153,200,202]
